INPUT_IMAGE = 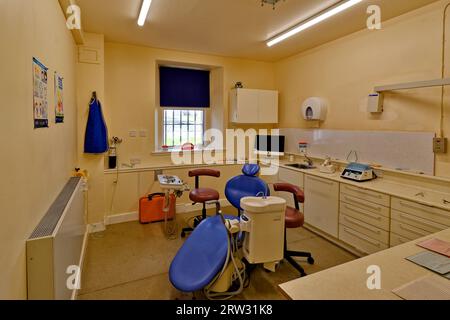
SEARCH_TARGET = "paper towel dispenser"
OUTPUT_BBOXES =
[302,97,328,121]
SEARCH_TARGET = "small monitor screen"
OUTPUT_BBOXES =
[255,135,285,154]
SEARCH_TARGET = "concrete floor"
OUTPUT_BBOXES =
[78,211,357,300]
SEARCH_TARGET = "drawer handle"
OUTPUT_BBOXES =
[344,205,382,221]
[343,228,381,247]
[344,196,382,212]
[398,213,441,231]
[344,186,383,199]
[398,201,450,219]
[307,176,334,186]
[343,216,382,235]
[398,224,427,237]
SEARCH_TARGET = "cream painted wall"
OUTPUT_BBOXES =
[76,33,108,224]
[275,0,450,177]
[0,0,77,299]
[104,42,276,167]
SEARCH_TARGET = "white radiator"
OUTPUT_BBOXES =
[26,177,88,300]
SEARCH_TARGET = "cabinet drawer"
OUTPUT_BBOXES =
[340,214,389,244]
[339,225,388,255]
[391,209,447,234]
[341,184,390,207]
[390,233,413,247]
[390,218,431,240]
[391,198,450,227]
[340,202,390,231]
[340,194,390,219]
[278,167,304,188]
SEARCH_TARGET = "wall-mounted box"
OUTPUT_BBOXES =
[368,93,384,113]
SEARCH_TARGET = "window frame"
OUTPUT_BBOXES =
[161,108,206,148]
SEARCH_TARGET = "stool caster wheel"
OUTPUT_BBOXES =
[300,272,307,277]
[307,257,315,265]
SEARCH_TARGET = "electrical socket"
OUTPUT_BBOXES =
[433,137,448,154]
[129,130,137,138]
[130,158,141,166]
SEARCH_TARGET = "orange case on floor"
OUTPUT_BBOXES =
[139,193,176,224]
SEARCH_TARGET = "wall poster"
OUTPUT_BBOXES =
[33,57,49,128]
[54,73,64,123]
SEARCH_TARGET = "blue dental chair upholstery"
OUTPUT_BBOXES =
[225,164,270,214]
[169,215,229,292]
[169,164,270,293]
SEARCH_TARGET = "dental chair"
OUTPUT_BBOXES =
[169,164,269,297]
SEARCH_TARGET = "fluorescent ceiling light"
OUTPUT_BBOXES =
[266,0,363,47]
[138,0,153,27]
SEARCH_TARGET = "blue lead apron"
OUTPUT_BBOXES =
[84,98,109,154]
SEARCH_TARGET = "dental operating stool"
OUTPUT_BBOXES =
[274,183,315,277]
[181,169,221,238]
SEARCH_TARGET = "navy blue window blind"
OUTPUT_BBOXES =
[159,66,210,108]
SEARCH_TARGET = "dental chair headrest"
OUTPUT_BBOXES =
[242,164,260,177]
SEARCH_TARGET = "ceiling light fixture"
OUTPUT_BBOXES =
[137,0,153,27]
[266,0,363,47]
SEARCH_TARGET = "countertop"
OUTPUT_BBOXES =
[276,161,450,212]
[104,159,450,211]
[278,228,450,300]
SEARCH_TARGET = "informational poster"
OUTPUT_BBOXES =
[33,57,49,128]
[54,73,64,123]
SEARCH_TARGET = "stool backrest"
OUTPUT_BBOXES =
[189,169,220,189]
[273,183,305,210]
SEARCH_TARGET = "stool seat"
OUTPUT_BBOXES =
[285,206,304,229]
[190,188,220,203]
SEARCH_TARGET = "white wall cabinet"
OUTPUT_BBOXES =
[230,88,278,124]
[304,175,339,237]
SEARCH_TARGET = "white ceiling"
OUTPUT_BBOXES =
[77,0,439,61]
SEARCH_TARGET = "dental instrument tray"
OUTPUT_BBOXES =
[341,163,377,182]
[158,175,185,190]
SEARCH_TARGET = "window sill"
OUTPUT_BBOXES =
[152,147,224,156]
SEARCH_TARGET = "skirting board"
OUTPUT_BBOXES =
[103,199,232,226]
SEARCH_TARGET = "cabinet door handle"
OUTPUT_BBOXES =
[307,176,334,186]
[343,196,382,212]
[343,216,382,235]
[398,201,450,219]
[344,186,383,199]
[343,228,381,247]
[398,213,442,231]
[344,205,382,221]
[398,223,427,237]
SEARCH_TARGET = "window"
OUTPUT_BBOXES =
[158,65,210,150]
[163,109,204,148]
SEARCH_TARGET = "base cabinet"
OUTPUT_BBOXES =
[304,175,339,238]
